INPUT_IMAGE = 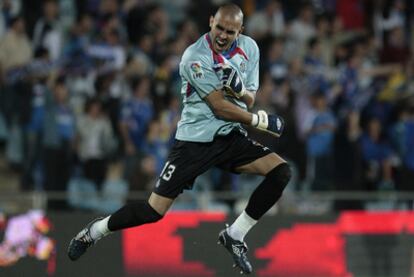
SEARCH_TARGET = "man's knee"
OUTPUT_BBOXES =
[245,162,292,220]
[267,162,291,191]
[145,202,164,223]
[133,202,164,224]
[148,192,175,215]
[107,200,164,231]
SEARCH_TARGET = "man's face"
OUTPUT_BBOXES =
[14,18,25,34]
[209,13,242,53]
[44,1,58,20]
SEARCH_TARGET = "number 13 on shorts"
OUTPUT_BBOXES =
[160,161,176,181]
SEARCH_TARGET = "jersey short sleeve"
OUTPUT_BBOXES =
[244,38,260,92]
[180,55,222,99]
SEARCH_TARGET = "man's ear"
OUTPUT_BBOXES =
[237,26,244,37]
[209,16,214,28]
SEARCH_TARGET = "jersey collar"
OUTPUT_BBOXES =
[205,33,249,64]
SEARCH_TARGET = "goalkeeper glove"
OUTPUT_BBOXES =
[221,66,246,98]
[251,110,284,137]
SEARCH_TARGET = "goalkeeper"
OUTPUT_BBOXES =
[68,3,291,275]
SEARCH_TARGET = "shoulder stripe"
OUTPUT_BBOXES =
[228,47,249,61]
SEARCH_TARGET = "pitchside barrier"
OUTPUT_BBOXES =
[1,210,414,277]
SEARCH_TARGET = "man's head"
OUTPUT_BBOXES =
[43,0,59,21]
[9,16,25,34]
[209,4,244,53]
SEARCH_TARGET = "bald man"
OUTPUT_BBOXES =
[68,4,291,274]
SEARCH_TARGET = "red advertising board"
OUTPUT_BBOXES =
[123,211,414,277]
[2,211,414,277]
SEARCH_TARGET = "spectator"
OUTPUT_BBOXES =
[360,117,394,191]
[152,55,177,112]
[315,14,334,66]
[286,3,316,58]
[337,51,362,115]
[88,27,126,71]
[156,0,190,28]
[97,0,121,27]
[289,57,314,142]
[304,37,330,94]
[176,19,200,45]
[306,92,336,190]
[158,96,181,145]
[265,37,288,85]
[331,15,364,54]
[0,16,32,74]
[144,4,170,60]
[0,0,21,38]
[76,98,115,190]
[57,0,76,31]
[129,33,155,76]
[93,72,123,135]
[380,26,411,65]
[128,153,157,192]
[246,0,285,39]
[42,76,76,209]
[142,119,169,175]
[334,110,364,209]
[32,0,63,60]
[390,106,414,192]
[119,76,153,153]
[119,76,154,183]
[373,0,406,45]
[20,48,52,191]
[62,13,94,73]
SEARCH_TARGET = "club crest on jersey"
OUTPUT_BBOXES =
[190,62,204,78]
[240,61,246,73]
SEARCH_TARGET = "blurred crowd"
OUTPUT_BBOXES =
[0,0,413,211]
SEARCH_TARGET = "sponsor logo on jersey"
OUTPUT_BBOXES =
[190,62,203,78]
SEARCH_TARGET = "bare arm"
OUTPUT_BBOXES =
[205,89,285,137]
[205,90,254,124]
[239,90,255,109]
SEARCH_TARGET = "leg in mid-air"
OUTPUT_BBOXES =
[218,152,291,274]
[67,192,174,261]
[68,134,223,261]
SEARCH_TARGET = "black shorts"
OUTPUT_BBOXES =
[153,130,272,198]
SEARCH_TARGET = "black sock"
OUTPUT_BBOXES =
[107,201,163,231]
[245,163,291,220]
